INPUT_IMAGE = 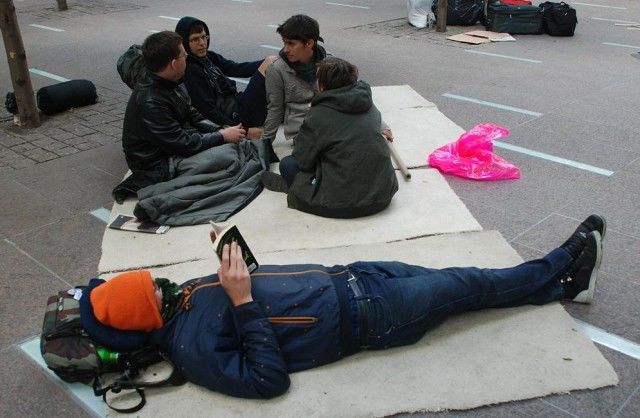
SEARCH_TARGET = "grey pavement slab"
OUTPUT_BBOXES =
[107,231,617,417]
[9,214,104,285]
[0,347,89,418]
[0,180,72,238]
[99,169,482,273]
[0,240,70,350]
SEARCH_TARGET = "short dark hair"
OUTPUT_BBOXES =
[142,31,182,73]
[316,57,358,91]
[189,23,207,36]
[277,14,323,43]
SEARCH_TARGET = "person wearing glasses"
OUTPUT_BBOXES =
[114,31,246,202]
[175,17,275,141]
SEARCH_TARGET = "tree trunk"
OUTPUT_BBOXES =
[436,0,448,32]
[56,0,68,11]
[0,0,40,128]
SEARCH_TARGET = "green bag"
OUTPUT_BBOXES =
[485,3,544,34]
[116,44,148,89]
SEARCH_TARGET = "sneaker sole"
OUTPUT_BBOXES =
[572,231,602,304]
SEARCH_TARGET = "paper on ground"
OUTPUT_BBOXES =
[99,169,481,273]
[106,231,618,417]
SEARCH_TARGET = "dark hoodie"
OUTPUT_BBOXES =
[288,80,398,218]
[175,17,261,126]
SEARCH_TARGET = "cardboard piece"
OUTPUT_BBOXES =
[465,30,516,41]
[448,33,491,45]
[105,232,618,417]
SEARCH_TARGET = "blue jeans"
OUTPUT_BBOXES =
[279,155,301,187]
[235,72,267,128]
[347,248,571,350]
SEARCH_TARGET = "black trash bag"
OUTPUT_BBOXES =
[5,92,18,114]
[432,0,484,26]
[36,79,97,115]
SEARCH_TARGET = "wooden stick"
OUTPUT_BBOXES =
[387,140,411,180]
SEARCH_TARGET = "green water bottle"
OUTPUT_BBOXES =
[96,347,119,366]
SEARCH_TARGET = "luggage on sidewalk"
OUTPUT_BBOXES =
[485,2,544,34]
[432,0,484,26]
[36,79,97,115]
[540,1,578,36]
[499,0,532,5]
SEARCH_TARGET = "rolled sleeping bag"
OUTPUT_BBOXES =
[37,79,97,115]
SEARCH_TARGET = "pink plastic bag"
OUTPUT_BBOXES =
[427,123,521,181]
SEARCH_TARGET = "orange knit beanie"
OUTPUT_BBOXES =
[90,270,163,332]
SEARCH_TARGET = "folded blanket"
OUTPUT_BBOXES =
[133,140,268,226]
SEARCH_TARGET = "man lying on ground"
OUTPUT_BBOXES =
[262,57,398,218]
[113,31,247,202]
[81,215,605,399]
[175,17,275,140]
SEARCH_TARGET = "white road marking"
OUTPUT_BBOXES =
[267,24,278,28]
[603,42,640,49]
[573,2,626,9]
[326,2,370,9]
[442,93,543,117]
[231,0,252,2]
[28,68,70,82]
[465,50,542,64]
[229,77,249,85]
[494,141,615,176]
[29,24,64,32]
[90,207,111,223]
[591,17,639,24]
[148,29,160,33]
[158,15,180,21]
[260,44,281,51]
[575,319,640,360]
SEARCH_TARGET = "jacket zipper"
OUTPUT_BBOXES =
[180,268,347,325]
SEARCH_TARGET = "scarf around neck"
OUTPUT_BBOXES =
[155,278,183,322]
[279,44,327,84]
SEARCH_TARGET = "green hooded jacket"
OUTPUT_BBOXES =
[288,80,398,218]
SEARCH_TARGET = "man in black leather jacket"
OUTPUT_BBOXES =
[113,31,247,202]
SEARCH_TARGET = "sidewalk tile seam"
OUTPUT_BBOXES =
[612,384,640,418]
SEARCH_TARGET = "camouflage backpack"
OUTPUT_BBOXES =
[116,44,148,89]
[41,287,184,412]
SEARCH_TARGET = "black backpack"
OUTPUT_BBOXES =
[41,288,184,413]
[117,44,148,89]
[540,2,577,36]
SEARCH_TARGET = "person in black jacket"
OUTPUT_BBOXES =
[175,17,275,140]
[81,215,605,398]
[113,31,246,202]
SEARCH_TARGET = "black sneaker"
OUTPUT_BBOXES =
[560,214,607,258]
[561,231,602,304]
[261,171,288,193]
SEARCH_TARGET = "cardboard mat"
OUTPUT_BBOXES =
[99,169,481,273]
[105,232,618,416]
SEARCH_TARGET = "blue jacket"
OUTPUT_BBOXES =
[83,264,356,399]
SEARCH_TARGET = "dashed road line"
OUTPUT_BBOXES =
[29,24,64,32]
[326,2,370,9]
[442,93,543,117]
[494,141,615,176]
[267,24,278,28]
[148,29,160,33]
[229,77,249,85]
[231,0,252,2]
[573,2,626,9]
[158,15,180,21]
[29,68,70,82]
[591,17,639,24]
[465,50,542,64]
[260,44,281,51]
[603,42,640,49]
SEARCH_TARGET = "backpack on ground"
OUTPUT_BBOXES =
[540,1,577,36]
[41,287,184,413]
[117,44,148,89]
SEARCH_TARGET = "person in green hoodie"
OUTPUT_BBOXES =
[262,57,399,218]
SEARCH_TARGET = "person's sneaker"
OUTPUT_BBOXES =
[560,214,607,258]
[261,171,288,193]
[561,231,602,304]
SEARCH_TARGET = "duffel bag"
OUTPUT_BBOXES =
[540,1,577,36]
[432,0,483,26]
[499,0,532,5]
[36,79,97,115]
[485,3,544,34]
